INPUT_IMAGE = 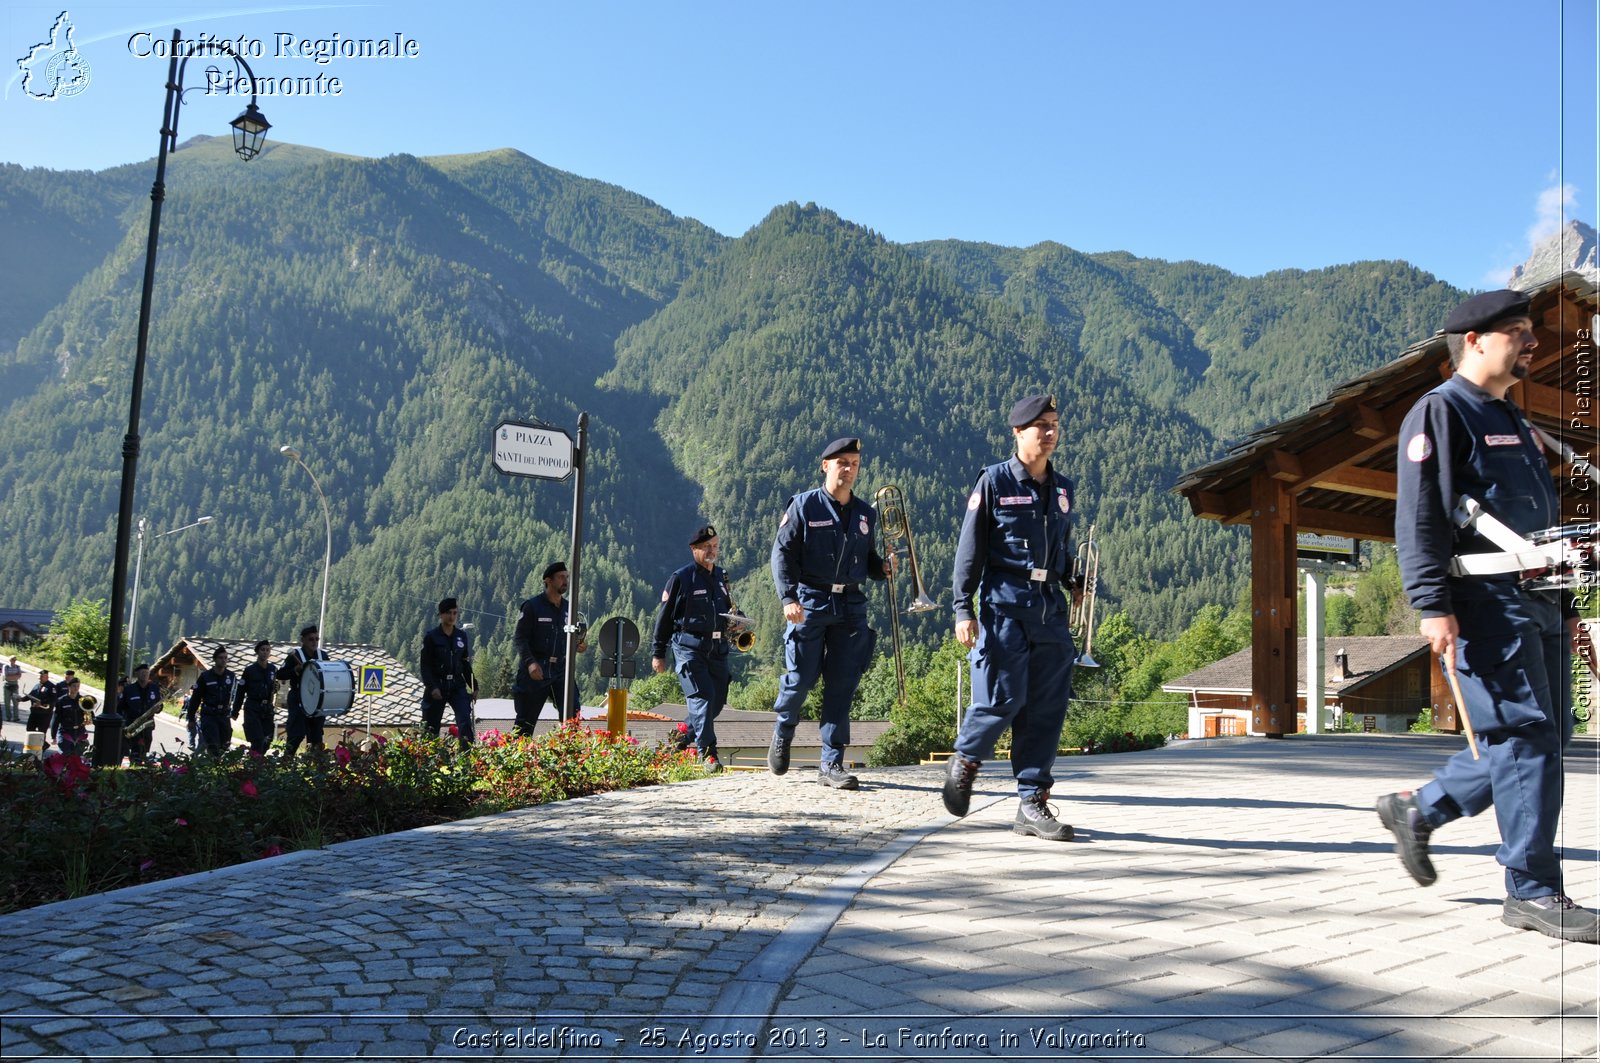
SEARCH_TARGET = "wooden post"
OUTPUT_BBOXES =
[1250,472,1296,737]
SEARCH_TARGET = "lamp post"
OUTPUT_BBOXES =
[128,514,214,666]
[279,445,331,642]
[103,29,270,730]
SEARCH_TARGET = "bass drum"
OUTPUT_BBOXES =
[301,659,355,718]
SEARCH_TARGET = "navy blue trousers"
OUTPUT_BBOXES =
[772,611,875,769]
[955,610,1076,801]
[1417,589,1571,899]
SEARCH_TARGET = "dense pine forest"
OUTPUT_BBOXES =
[0,141,1464,695]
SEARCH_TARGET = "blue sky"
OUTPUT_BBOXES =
[2,1,1595,291]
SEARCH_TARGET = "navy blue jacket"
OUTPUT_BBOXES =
[119,678,163,720]
[651,561,734,659]
[513,594,570,690]
[191,668,240,718]
[1396,374,1564,618]
[952,456,1077,629]
[233,662,278,714]
[420,625,475,694]
[770,488,888,614]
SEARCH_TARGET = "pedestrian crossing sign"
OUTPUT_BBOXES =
[359,666,385,696]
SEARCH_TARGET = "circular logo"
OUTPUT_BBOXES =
[1406,433,1433,463]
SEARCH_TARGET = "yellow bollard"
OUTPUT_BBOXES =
[606,687,628,737]
[23,731,45,759]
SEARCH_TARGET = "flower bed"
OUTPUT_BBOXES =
[0,724,705,913]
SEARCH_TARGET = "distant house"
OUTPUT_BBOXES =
[150,636,425,735]
[1162,636,1431,737]
[0,609,53,645]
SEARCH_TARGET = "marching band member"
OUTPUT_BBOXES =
[651,523,736,773]
[942,394,1081,841]
[1379,289,1597,943]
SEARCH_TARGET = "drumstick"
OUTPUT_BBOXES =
[1442,654,1480,762]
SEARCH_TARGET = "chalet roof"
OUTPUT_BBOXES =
[1173,270,1599,540]
[0,609,54,632]
[151,636,424,728]
[1161,636,1428,697]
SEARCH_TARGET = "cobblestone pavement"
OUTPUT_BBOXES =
[0,735,1595,1062]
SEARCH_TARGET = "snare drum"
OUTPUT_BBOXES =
[301,659,355,718]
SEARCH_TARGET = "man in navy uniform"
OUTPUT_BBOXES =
[280,625,329,758]
[25,669,56,738]
[513,563,587,734]
[421,597,477,748]
[768,436,892,789]
[119,663,163,761]
[233,640,279,755]
[652,523,740,773]
[53,676,91,757]
[1378,289,1597,943]
[942,394,1081,841]
[190,646,239,755]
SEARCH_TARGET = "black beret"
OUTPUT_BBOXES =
[253,640,270,652]
[438,597,458,614]
[1443,289,1532,334]
[820,437,861,460]
[542,561,567,581]
[1008,394,1058,428]
[689,523,718,546]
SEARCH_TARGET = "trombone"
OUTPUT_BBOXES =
[873,484,940,704]
[1070,524,1101,668]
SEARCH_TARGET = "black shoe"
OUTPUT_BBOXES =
[1014,793,1073,841]
[942,754,980,817]
[1376,791,1436,886]
[703,752,724,775]
[767,733,791,775]
[817,763,859,790]
[1503,894,1600,943]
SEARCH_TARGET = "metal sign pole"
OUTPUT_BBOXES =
[563,413,588,720]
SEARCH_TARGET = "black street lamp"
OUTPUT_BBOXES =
[98,30,270,767]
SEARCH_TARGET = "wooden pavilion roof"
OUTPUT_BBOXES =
[1173,270,1598,540]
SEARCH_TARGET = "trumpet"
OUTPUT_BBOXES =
[873,484,940,705]
[720,613,757,652]
[1070,524,1101,668]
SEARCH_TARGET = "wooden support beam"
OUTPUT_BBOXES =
[1189,490,1233,521]
[1250,472,1296,738]
[1267,450,1302,482]
[1297,506,1396,542]
[1308,467,1397,500]
[1353,404,1388,439]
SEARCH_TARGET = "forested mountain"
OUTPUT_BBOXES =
[0,141,1466,686]
[907,241,1462,440]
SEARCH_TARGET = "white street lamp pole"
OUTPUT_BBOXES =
[279,445,331,642]
[127,514,213,667]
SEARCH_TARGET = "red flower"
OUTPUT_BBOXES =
[372,733,388,745]
[174,817,188,827]
[239,779,259,799]
[676,722,689,733]
[334,746,352,767]
[258,843,284,859]
[171,764,189,776]
[448,725,460,737]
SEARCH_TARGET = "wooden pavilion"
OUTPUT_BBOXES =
[1173,271,1597,736]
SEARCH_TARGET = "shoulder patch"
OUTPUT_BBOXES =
[1405,433,1433,463]
[968,490,982,511]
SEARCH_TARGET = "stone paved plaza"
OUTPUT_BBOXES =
[0,734,1595,1061]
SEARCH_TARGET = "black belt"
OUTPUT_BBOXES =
[801,581,862,594]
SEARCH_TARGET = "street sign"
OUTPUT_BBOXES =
[359,666,386,696]
[597,616,640,681]
[492,420,574,481]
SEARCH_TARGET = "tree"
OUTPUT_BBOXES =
[44,597,121,682]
